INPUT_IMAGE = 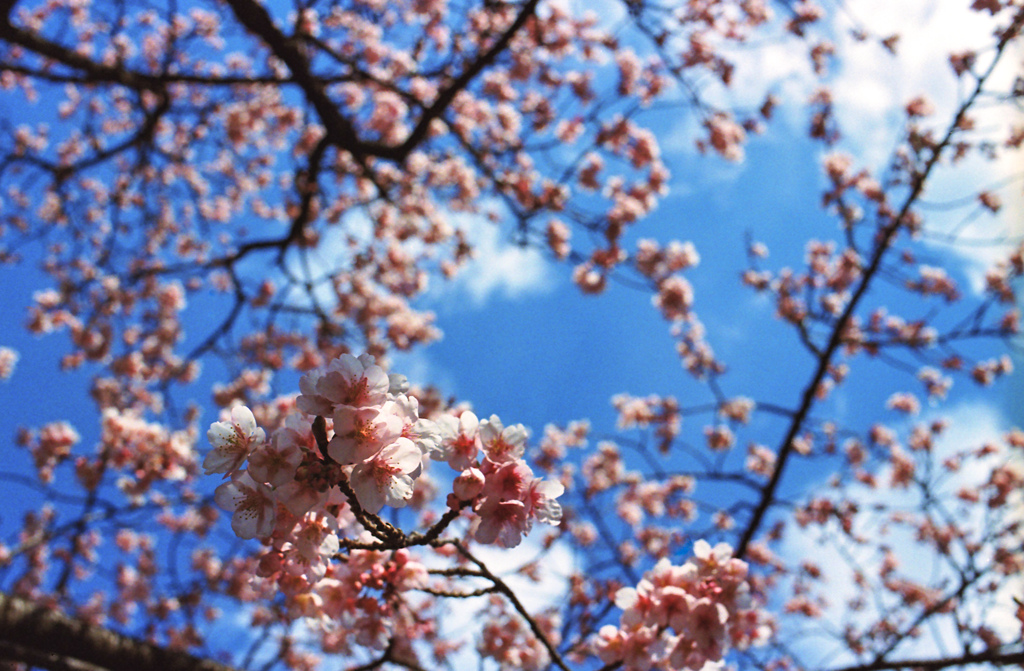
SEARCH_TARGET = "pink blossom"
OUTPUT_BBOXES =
[703,112,746,161]
[978,190,1002,213]
[905,95,934,117]
[214,471,276,539]
[328,405,403,464]
[596,542,766,670]
[350,437,421,513]
[282,513,340,583]
[388,394,443,455]
[453,467,485,501]
[248,427,303,487]
[474,497,529,548]
[483,459,534,500]
[296,354,390,417]
[653,276,694,321]
[204,405,266,475]
[719,397,755,423]
[0,346,18,380]
[886,392,920,415]
[274,479,328,519]
[668,598,727,668]
[573,262,606,293]
[480,414,528,464]
[433,410,482,470]
[704,424,735,451]
[527,478,564,524]
[594,623,659,670]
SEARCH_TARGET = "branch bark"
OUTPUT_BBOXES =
[0,591,238,671]
[826,648,1024,671]
[0,0,16,22]
[221,0,369,161]
[0,16,163,91]
[222,0,540,165]
[734,4,1024,558]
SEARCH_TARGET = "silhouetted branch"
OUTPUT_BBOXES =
[0,591,238,671]
[827,648,1024,671]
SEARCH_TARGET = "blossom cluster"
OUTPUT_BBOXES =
[594,541,770,671]
[205,354,564,550]
[0,346,17,380]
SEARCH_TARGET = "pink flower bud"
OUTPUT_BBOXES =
[257,550,284,577]
[453,467,485,501]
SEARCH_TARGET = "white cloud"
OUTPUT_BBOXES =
[441,212,554,308]
[426,532,577,668]
[916,161,1024,294]
[262,199,552,315]
[696,1,1024,293]
[822,2,1023,292]
[776,399,1022,667]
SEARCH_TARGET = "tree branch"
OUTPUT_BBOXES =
[0,16,162,91]
[389,0,541,162]
[826,648,1024,671]
[0,0,16,22]
[734,4,1024,558]
[455,543,572,671]
[221,0,368,161]
[0,592,238,671]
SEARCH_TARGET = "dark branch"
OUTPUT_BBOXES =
[388,0,541,162]
[0,17,163,91]
[827,648,1024,671]
[0,591,238,671]
[221,0,369,161]
[734,5,1024,558]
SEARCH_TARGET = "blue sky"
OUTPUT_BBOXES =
[397,1,1024,660]
[0,0,1022,667]
[1,2,1017,466]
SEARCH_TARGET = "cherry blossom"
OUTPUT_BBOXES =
[204,405,266,475]
[595,542,769,671]
[474,497,531,548]
[328,406,403,465]
[432,410,483,470]
[480,414,529,464]
[214,471,277,540]
[349,437,422,514]
[297,354,390,417]
[248,428,304,487]
[0,1,1022,670]
[0,346,18,380]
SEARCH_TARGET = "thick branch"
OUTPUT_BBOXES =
[0,640,107,671]
[826,648,1024,671]
[734,5,1024,557]
[389,0,541,161]
[0,592,238,671]
[0,17,162,91]
[221,0,368,160]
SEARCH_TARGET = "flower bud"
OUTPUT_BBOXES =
[257,550,284,577]
[452,467,485,501]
